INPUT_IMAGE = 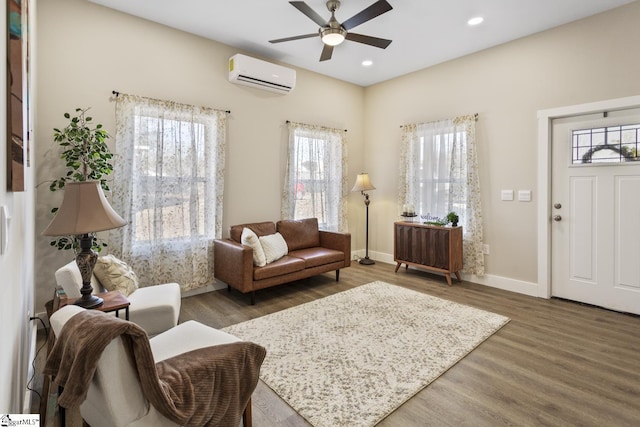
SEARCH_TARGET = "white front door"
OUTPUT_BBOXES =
[551,108,640,314]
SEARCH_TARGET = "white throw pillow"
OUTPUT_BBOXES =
[259,232,289,264]
[93,255,139,297]
[241,227,267,267]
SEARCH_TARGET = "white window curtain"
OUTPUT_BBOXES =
[399,115,484,276]
[110,94,227,292]
[282,121,348,232]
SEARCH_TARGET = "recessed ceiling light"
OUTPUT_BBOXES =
[467,16,484,26]
[362,60,373,67]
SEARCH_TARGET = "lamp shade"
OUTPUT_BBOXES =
[351,173,376,192]
[42,181,127,236]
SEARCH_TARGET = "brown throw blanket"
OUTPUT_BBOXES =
[44,310,266,427]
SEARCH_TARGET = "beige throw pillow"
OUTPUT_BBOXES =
[93,255,139,297]
[259,232,288,264]
[241,227,267,267]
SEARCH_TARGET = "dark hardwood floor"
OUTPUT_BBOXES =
[180,261,640,427]
[34,261,640,426]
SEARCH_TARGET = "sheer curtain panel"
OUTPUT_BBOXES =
[282,121,348,232]
[110,94,227,291]
[399,115,484,276]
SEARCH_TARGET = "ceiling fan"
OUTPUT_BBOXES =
[269,0,393,62]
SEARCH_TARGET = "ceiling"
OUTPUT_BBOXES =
[88,0,635,87]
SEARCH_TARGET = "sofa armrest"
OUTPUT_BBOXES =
[319,231,351,267]
[213,239,254,293]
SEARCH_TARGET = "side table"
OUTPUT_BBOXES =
[61,290,131,320]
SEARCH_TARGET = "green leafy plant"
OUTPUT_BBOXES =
[446,211,459,226]
[49,108,114,252]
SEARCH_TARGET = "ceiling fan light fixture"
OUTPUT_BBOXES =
[321,27,347,46]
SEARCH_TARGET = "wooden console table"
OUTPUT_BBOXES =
[394,221,463,286]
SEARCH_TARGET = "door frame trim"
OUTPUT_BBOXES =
[536,95,640,299]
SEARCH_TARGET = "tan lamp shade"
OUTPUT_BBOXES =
[42,181,127,236]
[351,173,376,193]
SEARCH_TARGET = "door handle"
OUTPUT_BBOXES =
[553,215,562,222]
[554,203,562,209]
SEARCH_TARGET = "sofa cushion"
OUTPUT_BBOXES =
[230,221,276,243]
[241,227,267,267]
[254,256,305,281]
[276,218,320,251]
[288,247,345,268]
[93,255,139,297]
[259,232,288,264]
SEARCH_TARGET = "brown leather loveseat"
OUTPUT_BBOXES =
[214,218,351,304]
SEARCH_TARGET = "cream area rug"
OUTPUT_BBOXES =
[223,281,510,427]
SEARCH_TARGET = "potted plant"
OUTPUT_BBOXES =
[446,211,459,227]
[49,108,114,251]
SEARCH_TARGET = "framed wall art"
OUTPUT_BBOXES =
[6,0,29,192]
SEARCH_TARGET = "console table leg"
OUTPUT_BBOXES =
[394,262,401,273]
[454,271,461,282]
[445,273,453,286]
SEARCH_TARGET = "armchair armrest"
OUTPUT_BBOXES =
[213,239,254,293]
[319,231,351,266]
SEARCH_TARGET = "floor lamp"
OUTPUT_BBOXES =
[43,181,127,308]
[352,173,376,265]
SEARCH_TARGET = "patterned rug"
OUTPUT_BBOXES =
[223,281,510,427]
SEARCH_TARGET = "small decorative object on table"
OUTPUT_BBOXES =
[422,211,459,227]
[446,211,459,227]
[401,203,415,216]
[401,204,418,222]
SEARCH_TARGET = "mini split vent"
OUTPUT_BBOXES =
[228,54,296,94]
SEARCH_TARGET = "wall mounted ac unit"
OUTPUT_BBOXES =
[228,53,296,94]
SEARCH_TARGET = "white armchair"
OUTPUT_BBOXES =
[48,305,261,427]
[55,260,181,337]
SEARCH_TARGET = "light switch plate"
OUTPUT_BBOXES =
[501,190,514,201]
[518,190,532,202]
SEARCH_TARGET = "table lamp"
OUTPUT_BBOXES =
[352,173,376,265]
[42,181,127,308]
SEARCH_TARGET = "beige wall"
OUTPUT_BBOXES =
[34,0,365,310]
[33,1,640,310]
[0,0,36,412]
[364,0,640,293]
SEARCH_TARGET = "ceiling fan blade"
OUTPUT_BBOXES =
[289,1,327,27]
[341,0,393,31]
[320,44,334,61]
[269,33,319,44]
[345,32,392,49]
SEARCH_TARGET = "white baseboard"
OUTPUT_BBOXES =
[356,250,542,298]
[460,272,540,297]
[181,281,226,297]
[22,323,38,414]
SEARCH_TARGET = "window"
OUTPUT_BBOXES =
[282,122,347,232]
[111,94,227,292]
[399,116,484,275]
[131,116,211,244]
[572,123,640,164]
[415,131,468,221]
